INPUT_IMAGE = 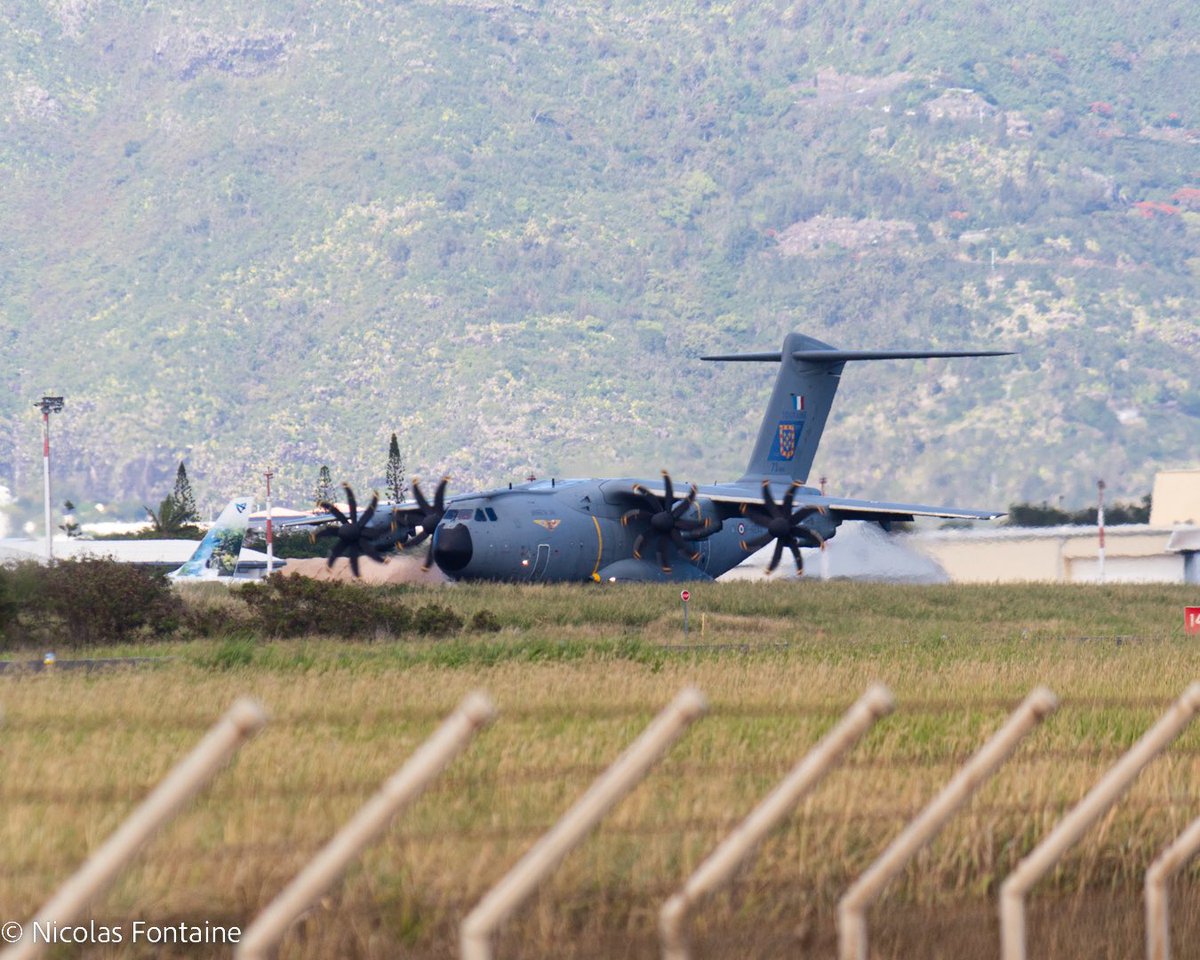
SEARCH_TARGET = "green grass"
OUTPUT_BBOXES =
[2,581,1200,959]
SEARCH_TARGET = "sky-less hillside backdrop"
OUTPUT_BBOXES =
[1,0,1197,522]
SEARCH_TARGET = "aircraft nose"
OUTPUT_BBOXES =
[432,523,473,574]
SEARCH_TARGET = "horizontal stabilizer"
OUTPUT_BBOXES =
[703,349,1013,363]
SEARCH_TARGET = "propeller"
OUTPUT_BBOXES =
[315,477,450,576]
[739,480,828,576]
[315,483,384,578]
[621,470,713,574]
[397,476,451,571]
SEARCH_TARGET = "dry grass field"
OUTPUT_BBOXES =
[3,580,1200,958]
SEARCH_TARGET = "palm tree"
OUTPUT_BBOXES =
[143,496,202,538]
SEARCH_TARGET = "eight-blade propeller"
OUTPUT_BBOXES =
[621,470,713,574]
[316,477,451,577]
[315,483,383,579]
[739,480,827,575]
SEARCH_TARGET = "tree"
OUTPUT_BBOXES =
[386,433,406,503]
[313,465,333,509]
[59,500,81,538]
[171,462,199,523]
[143,496,201,538]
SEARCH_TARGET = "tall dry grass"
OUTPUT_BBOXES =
[1,581,1199,958]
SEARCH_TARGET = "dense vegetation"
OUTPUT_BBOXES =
[1,0,1196,528]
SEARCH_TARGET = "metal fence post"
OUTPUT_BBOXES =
[1000,682,1200,960]
[460,687,708,960]
[1,698,267,960]
[838,687,1058,960]
[237,690,495,960]
[660,684,894,960]
[1146,815,1200,960]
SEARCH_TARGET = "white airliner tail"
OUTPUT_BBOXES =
[167,498,253,580]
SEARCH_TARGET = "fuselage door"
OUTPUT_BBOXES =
[530,542,551,580]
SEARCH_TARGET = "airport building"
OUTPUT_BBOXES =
[909,469,1200,584]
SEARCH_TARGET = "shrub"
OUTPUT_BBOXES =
[8,557,183,647]
[468,609,502,633]
[238,574,412,638]
[413,604,464,636]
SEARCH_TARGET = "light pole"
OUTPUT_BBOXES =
[264,470,275,575]
[35,396,64,562]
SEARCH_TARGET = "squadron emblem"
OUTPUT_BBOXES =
[777,423,796,460]
[533,518,561,531]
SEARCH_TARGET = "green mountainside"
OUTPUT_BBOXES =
[1,0,1197,521]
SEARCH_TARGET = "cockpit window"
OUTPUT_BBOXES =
[474,508,487,522]
[485,507,498,521]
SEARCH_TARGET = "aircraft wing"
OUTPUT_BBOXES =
[626,480,1003,523]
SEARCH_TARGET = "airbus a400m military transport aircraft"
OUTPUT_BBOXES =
[312,332,1012,582]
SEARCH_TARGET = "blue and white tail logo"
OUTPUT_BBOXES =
[168,497,252,580]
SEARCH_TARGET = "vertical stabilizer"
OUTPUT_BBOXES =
[703,333,845,484]
[702,334,1013,485]
[168,497,253,580]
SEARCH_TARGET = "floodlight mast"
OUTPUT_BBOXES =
[35,396,65,562]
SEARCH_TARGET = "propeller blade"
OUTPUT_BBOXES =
[669,528,701,562]
[433,477,449,513]
[739,531,774,552]
[319,501,352,526]
[632,533,647,560]
[671,485,698,518]
[657,536,671,574]
[343,484,359,524]
[412,478,431,513]
[421,542,436,572]
[790,541,804,574]
[744,507,774,528]
[348,553,361,579]
[661,470,675,505]
[622,509,652,527]
[760,479,778,514]
[781,481,802,514]
[766,538,786,574]
[357,493,380,530]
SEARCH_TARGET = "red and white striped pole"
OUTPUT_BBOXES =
[264,470,275,575]
[1097,479,1106,584]
[35,397,64,563]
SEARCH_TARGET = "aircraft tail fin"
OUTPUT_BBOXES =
[167,497,253,580]
[702,333,1012,485]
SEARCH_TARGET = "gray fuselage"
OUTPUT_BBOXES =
[427,478,775,582]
